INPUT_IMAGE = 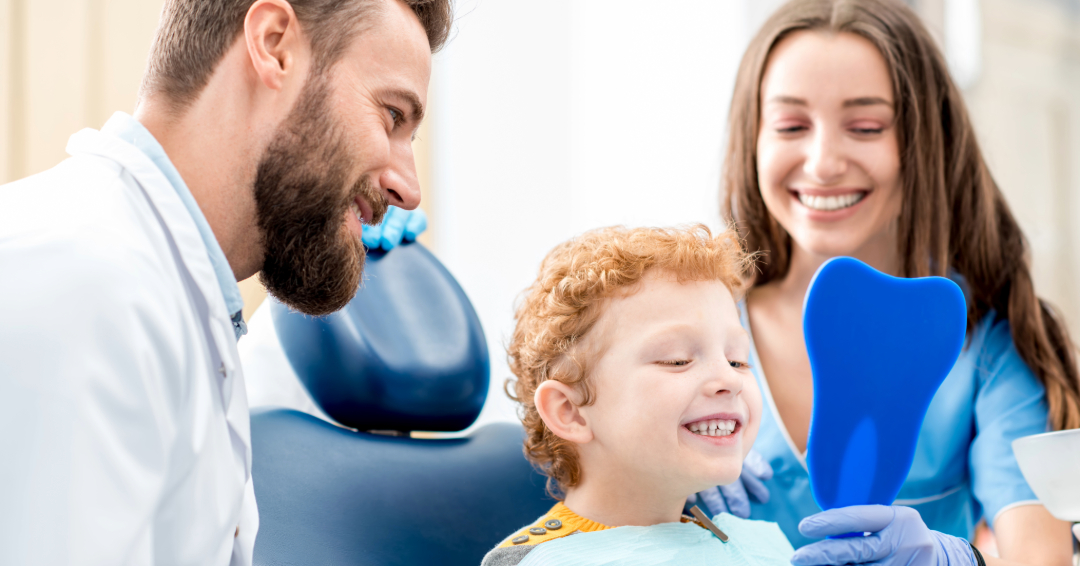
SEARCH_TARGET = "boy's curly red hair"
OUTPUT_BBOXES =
[506,224,753,497]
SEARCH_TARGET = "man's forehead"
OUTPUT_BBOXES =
[336,4,432,93]
[351,0,432,56]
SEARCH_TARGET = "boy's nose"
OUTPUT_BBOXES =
[703,362,744,396]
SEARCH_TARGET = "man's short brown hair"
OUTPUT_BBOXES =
[141,0,452,109]
[506,225,752,497]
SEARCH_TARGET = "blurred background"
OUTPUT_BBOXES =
[1,0,1078,451]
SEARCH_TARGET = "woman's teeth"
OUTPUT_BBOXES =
[687,419,737,437]
[798,192,865,211]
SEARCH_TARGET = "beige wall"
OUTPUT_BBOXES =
[0,1,436,319]
[965,0,1080,332]
[0,0,164,183]
[1,0,1075,328]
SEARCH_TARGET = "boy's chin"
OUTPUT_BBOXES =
[688,473,743,497]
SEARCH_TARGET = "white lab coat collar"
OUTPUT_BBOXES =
[66,126,252,480]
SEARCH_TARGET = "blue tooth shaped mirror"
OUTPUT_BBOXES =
[803,257,967,511]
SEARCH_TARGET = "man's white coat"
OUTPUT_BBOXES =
[0,126,258,565]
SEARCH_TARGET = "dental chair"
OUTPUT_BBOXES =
[249,242,554,566]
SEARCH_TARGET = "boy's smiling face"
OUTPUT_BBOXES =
[572,271,762,500]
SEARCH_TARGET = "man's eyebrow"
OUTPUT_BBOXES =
[386,89,425,123]
[843,96,892,108]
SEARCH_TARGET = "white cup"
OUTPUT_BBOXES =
[1012,428,1080,526]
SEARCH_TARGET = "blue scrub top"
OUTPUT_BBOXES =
[741,303,1048,548]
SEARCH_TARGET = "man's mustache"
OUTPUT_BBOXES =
[351,176,390,227]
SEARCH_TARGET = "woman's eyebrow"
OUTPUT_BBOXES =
[843,96,892,108]
[764,95,893,108]
[766,95,807,106]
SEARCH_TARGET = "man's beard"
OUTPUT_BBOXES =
[254,72,387,316]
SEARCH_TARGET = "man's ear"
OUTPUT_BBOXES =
[244,0,305,91]
[535,380,593,444]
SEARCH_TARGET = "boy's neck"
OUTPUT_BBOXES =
[562,474,686,527]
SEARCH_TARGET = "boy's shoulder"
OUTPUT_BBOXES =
[482,510,795,566]
[481,503,608,566]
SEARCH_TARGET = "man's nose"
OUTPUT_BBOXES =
[803,127,847,184]
[378,141,421,210]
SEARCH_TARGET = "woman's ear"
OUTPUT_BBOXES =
[535,380,593,444]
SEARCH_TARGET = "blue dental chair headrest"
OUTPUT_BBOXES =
[270,242,490,432]
[251,242,553,566]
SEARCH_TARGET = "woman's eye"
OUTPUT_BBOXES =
[658,359,691,367]
[729,360,750,369]
[848,122,884,135]
[775,125,806,134]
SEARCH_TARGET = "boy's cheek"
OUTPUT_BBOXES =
[742,420,762,459]
[741,387,765,452]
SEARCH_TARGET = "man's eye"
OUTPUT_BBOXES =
[388,107,403,125]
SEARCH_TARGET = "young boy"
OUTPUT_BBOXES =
[483,225,794,566]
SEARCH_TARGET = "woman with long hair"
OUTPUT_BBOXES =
[710,0,1080,563]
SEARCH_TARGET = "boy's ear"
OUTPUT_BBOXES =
[535,380,593,444]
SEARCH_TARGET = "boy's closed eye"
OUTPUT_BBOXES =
[654,359,753,369]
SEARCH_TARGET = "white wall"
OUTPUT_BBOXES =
[429,0,766,427]
[429,0,1080,432]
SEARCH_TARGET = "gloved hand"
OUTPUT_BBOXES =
[687,450,773,518]
[361,206,428,251]
[791,505,977,566]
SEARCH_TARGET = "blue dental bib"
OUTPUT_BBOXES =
[803,257,967,510]
[517,514,794,566]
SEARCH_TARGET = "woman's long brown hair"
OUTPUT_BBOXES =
[722,0,1080,430]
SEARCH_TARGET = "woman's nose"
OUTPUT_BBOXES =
[803,127,847,184]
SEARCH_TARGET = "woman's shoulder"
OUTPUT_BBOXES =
[952,311,1054,420]
[965,311,1032,380]
[947,273,1019,367]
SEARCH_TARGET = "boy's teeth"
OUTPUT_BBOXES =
[798,192,865,211]
[688,418,737,437]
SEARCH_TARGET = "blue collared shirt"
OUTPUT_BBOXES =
[102,112,247,340]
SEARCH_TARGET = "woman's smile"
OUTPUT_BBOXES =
[789,187,872,222]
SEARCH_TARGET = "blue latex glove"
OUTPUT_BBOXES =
[361,206,428,251]
[687,450,773,518]
[791,505,977,566]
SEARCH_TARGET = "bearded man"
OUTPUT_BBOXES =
[0,0,451,564]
